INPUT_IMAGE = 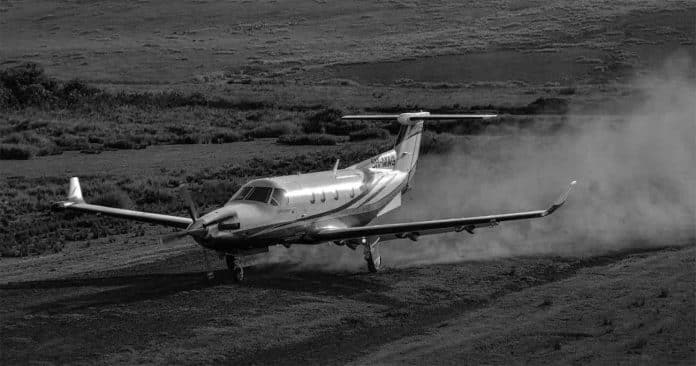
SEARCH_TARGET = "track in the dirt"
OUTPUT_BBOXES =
[0,245,692,365]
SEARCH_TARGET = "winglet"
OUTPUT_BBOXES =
[543,180,576,216]
[67,177,85,203]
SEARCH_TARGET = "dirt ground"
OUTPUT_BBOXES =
[1,242,693,365]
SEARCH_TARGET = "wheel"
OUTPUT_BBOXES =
[226,255,245,282]
[225,255,235,271]
[363,241,381,273]
[233,265,244,283]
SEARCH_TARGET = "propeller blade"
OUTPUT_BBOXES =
[179,184,199,220]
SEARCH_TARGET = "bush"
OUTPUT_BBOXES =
[133,187,175,205]
[0,63,58,108]
[92,190,134,208]
[349,127,390,141]
[0,144,33,160]
[104,139,144,150]
[211,130,243,143]
[247,122,298,138]
[277,133,340,146]
[302,107,344,134]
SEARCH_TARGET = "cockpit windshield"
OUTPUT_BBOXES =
[246,187,272,203]
[230,186,287,206]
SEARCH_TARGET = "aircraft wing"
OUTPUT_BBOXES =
[313,181,576,243]
[52,177,193,229]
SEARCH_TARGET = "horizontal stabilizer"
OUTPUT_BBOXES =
[343,112,497,125]
[342,113,497,120]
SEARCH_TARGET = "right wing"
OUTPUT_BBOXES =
[313,181,576,242]
[52,177,193,229]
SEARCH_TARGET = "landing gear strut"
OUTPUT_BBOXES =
[225,255,244,282]
[362,237,381,273]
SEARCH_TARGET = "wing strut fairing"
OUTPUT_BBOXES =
[314,181,576,242]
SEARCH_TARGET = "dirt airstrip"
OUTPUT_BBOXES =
[1,239,693,365]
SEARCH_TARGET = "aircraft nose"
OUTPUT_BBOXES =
[216,212,241,231]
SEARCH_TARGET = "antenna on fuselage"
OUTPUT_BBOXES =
[333,159,340,175]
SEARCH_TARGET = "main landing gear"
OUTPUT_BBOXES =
[362,237,381,273]
[225,255,244,282]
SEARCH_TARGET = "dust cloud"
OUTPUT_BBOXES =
[267,56,695,271]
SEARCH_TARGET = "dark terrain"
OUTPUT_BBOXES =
[1,245,693,365]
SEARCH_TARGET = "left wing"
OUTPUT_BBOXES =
[313,181,576,242]
[52,177,193,229]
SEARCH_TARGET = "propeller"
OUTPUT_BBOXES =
[180,184,199,220]
[159,184,205,245]
[163,184,216,280]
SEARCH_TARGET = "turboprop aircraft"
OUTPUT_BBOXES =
[53,112,576,281]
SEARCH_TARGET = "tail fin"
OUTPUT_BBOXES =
[342,112,497,182]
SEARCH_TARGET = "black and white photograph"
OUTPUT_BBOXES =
[0,0,694,364]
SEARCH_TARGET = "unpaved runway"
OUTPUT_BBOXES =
[1,241,693,365]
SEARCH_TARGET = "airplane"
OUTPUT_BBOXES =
[53,112,576,282]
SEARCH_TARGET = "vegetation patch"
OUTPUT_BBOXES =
[248,122,299,138]
[0,144,33,160]
[277,133,341,146]
[349,127,391,141]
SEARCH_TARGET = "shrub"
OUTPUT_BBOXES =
[133,187,175,205]
[52,134,89,150]
[104,139,142,150]
[277,133,340,146]
[247,122,298,138]
[172,134,203,145]
[302,107,344,134]
[349,127,391,141]
[211,130,243,143]
[92,190,134,208]
[0,63,58,108]
[0,144,33,160]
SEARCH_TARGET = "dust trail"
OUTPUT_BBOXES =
[266,56,696,271]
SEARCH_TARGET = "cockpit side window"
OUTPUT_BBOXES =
[246,186,273,203]
[269,188,287,206]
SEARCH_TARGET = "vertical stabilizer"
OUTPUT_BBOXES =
[341,112,496,186]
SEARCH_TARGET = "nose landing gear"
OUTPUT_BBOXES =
[225,255,244,282]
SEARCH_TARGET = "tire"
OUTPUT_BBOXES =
[233,266,244,282]
[226,255,244,282]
